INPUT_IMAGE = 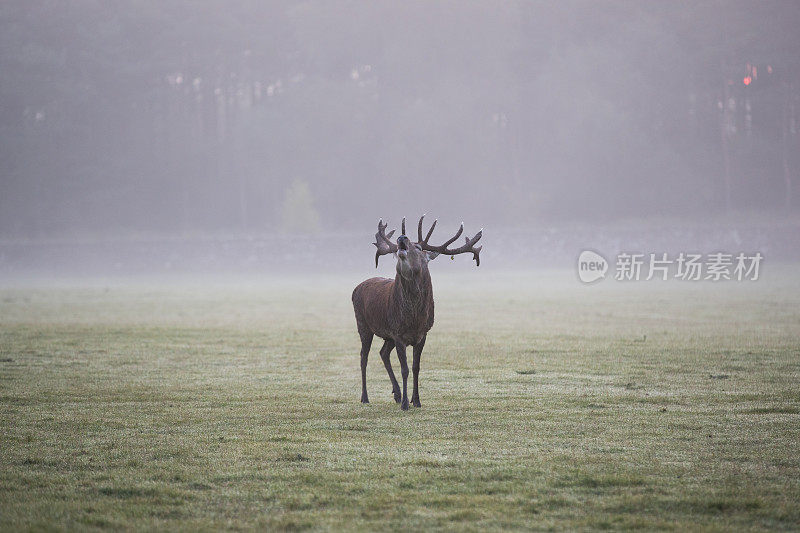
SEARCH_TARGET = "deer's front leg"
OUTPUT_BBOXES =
[411,335,425,408]
[395,341,410,411]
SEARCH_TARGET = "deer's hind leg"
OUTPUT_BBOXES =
[378,339,401,403]
[359,330,373,404]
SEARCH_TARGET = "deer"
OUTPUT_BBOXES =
[351,215,482,410]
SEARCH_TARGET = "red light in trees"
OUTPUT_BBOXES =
[743,76,752,86]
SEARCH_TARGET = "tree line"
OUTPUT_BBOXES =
[1,1,798,238]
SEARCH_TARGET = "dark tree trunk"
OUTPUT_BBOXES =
[720,77,733,213]
[783,82,794,211]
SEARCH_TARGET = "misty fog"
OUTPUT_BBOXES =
[1,1,799,277]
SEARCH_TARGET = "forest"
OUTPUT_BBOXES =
[1,1,798,237]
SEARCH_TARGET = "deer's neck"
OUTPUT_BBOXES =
[392,270,433,321]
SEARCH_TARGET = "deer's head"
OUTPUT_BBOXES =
[394,235,434,279]
[374,216,482,279]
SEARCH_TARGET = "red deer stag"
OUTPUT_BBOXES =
[352,216,482,410]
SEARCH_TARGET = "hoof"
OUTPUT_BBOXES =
[400,398,409,411]
[361,393,369,404]
[411,398,421,408]
[393,390,402,403]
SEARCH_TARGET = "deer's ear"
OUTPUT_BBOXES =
[426,251,440,261]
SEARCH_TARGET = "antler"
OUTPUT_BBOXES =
[373,218,398,267]
[416,214,483,266]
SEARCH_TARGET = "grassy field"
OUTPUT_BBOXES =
[1,270,799,531]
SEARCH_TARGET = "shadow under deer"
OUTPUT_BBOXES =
[351,216,482,410]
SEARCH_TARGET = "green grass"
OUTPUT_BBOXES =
[1,270,799,531]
